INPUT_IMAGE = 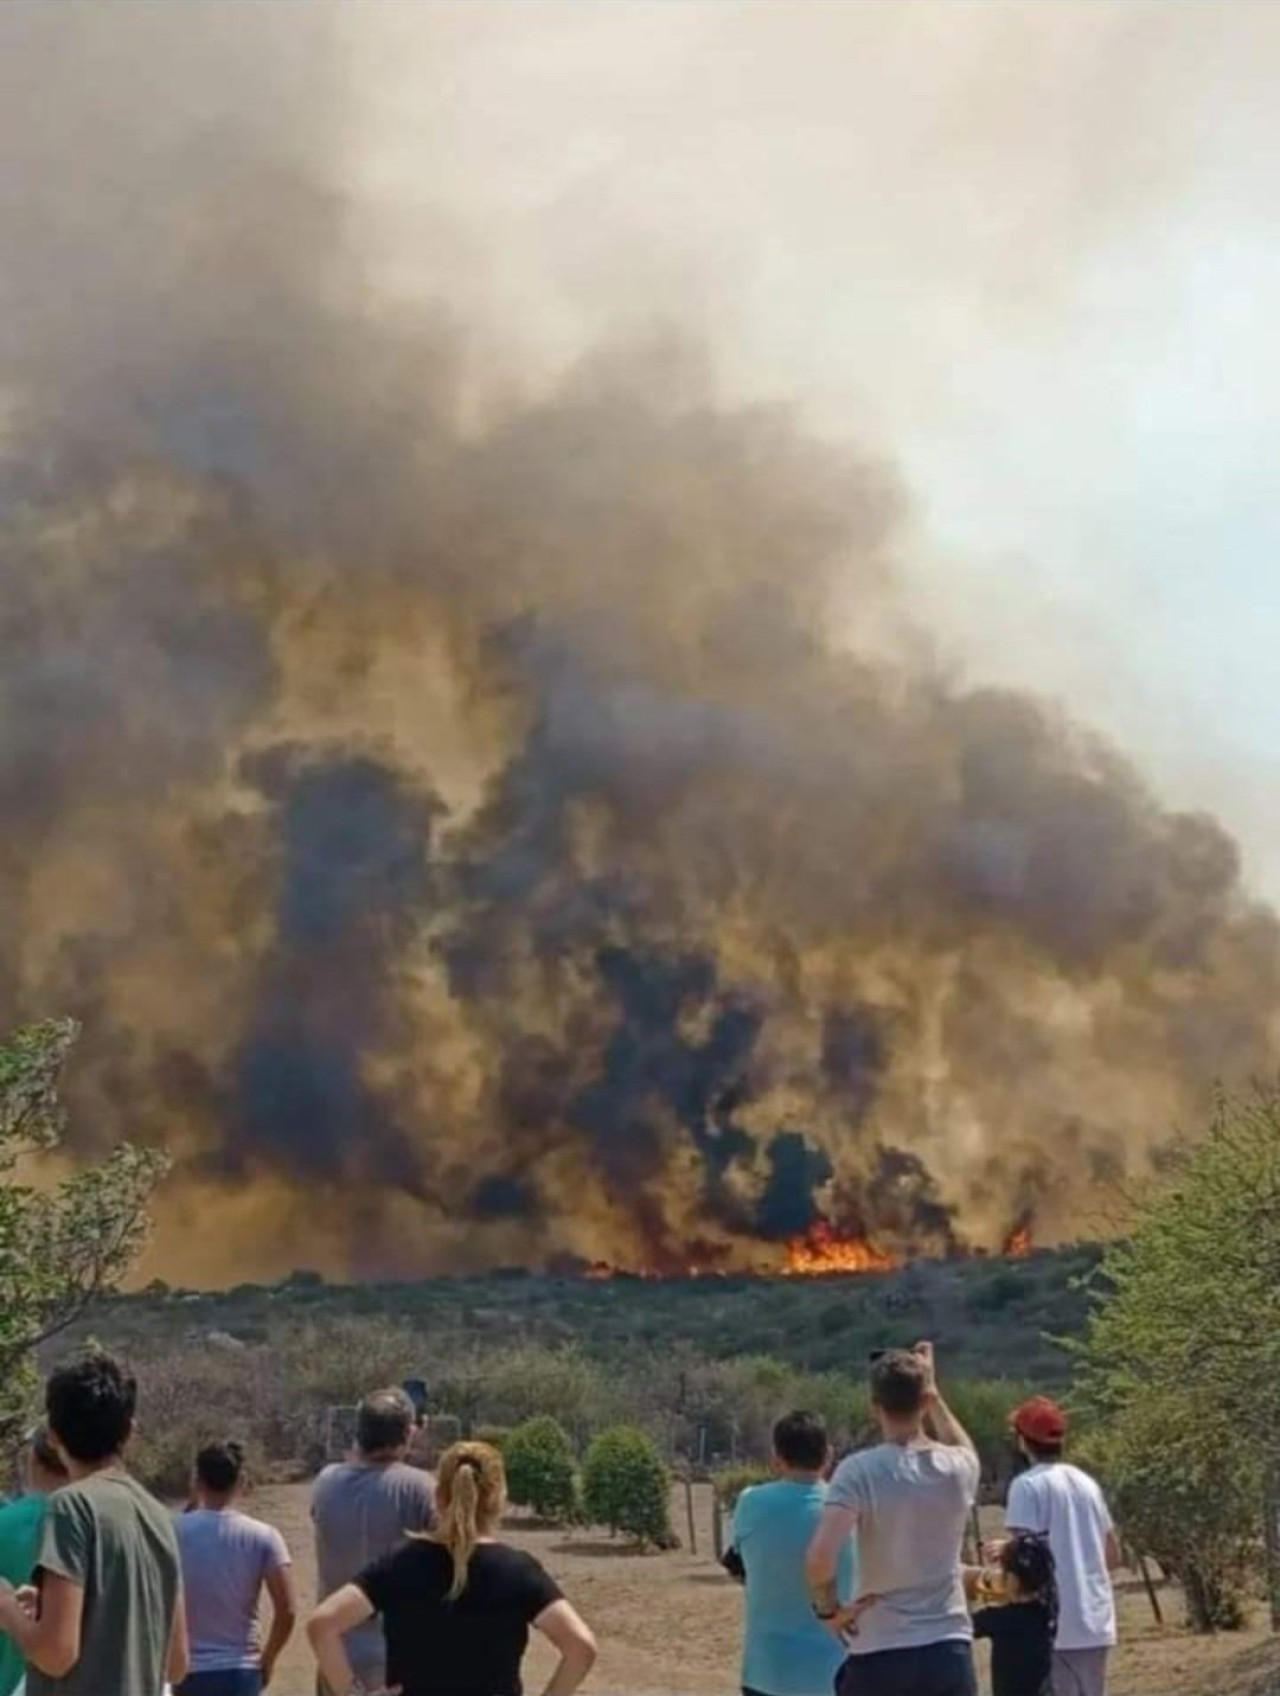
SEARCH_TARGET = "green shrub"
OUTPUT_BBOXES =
[582,1425,673,1547]
[473,1424,511,1453]
[1078,1405,1255,1632]
[503,1416,579,1523]
[712,1464,771,1508]
[132,1426,199,1499]
[946,1379,1037,1497]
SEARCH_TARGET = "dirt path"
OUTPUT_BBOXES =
[248,1482,1270,1696]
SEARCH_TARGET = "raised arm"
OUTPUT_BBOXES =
[916,1342,977,1458]
[534,1597,597,1696]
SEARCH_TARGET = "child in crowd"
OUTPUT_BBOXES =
[968,1532,1057,1696]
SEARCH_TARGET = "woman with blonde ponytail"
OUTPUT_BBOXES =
[308,1442,596,1696]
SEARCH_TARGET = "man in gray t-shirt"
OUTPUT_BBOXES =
[0,1354,186,1696]
[312,1389,435,1688]
[807,1344,980,1696]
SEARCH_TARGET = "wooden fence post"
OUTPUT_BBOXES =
[683,1472,697,1556]
[1137,1555,1164,1627]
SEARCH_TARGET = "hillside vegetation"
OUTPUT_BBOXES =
[70,1245,1099,1384]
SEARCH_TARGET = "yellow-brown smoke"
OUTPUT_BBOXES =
[1,8,1277,1284]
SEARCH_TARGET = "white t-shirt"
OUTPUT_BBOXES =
[825,1441,980,1656]
[1006,1463,1116,1651]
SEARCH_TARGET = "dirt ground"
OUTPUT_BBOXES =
[251,1482,1275,1696]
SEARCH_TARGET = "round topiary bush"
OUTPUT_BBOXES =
[582,1425,673,1547]
[503,1416,579,1524]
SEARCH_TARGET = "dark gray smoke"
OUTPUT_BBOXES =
[1,6,1276,1281]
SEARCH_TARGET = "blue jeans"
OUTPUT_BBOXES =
[176,1671,262,1696]
[837,1641,977,1696]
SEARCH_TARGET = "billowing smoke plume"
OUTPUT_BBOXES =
[1,8,1277,1282]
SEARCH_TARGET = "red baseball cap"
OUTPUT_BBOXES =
[1012,1396,1068,1445]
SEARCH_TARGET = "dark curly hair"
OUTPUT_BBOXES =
[1001,1531,1058,1636]
[46,1353,136,1463]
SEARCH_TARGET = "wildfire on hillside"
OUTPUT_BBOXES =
[781,1221,901,1277]
[575,1216,1039,1279]
[1003,1222,1034,1258]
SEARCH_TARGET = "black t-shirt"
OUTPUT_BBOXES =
[972,1600,1054,1696]
[357,1538,563,1696]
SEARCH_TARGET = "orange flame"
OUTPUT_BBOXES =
[1003,1223,1033,1258]
[781,1222,900,1277]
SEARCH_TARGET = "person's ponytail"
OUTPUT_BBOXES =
[443,1461,480,1599]
[426,1442,505,1601]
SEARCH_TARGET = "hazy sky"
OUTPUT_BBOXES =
[339,1,1280,896]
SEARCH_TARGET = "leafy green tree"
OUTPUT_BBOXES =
[0,1019,168,1437]
[946,1379,1039,1497]
[503,1416,579,1523]
[1073,1088,1280,1630]
[473,1344,600,1444]
[582,1425,673,1547]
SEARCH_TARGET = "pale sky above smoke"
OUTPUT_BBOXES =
[343,0,1280,895]
[3,1,1278,1280]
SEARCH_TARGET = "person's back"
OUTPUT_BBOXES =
[0,1357,185,1696]
[33,1469,181,1696]
[313,1459,435,1592]
[1006,1397,1116,1695]
[308,1442,595,1696]
[361,1537,560,1696]
[808,1346,980,1696]
[312,1390,434,1685]
[733,1412,856,1696]
[176,1509,290,1684]
[1008,1465,1114,1649]
[175,1438,294,1695]
[827,1441,975,1655]
[970,1531,1058,1696]
[736,1479,853,1696]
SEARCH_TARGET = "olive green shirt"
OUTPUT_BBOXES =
[29,1471,180,1696]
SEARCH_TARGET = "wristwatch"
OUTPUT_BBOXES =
[811,1600,840,1620]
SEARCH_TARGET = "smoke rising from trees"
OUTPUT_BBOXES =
[1,7,1276,1281]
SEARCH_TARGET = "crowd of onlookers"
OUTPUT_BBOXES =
[735,1342,1118,1696]
[0,1341,1115,1696]
[0,1357,594,1696]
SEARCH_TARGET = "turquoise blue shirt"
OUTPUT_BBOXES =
[733,1478,856,1696]
[0,1493,47,1696]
